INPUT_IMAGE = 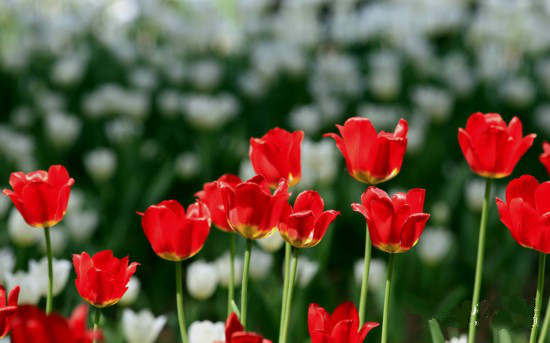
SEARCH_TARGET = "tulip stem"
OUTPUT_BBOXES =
[531,253,546,343]
[281,247,299,343]
[228,234,236,317]
[538,293,550,343]
[241,239,252,330]
[279,242,292,339]
[381,253,396,343]
[359,223,372,326]
[44,226,54,314]
[175,261,188,343]
[92,308,101,343]
[467,178,493,343]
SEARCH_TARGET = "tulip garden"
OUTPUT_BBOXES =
[2,1,550,343]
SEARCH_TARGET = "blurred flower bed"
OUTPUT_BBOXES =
[0,0,549,342]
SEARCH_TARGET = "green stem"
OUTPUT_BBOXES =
[281,247,299,343]
[359,223,372,326]
[175,261,188,343]
[467,178,493,343]
[43,227,54,314]
[279,243,292,340]
[381,253,396,343]
[241,239,252,330]
[531,253,546,343]
[92,308,101,343]
[228,234,236,317]
[538,293,550,343]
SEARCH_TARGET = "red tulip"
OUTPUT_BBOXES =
[195,174,242,232]
[352,187,430,253]
[540,142,550,177]
[138,200,211,261]
[215,312,272,343]
[249,128,304,188]
[10,305,101,343]
[0,285,19,338]
[496,175,550,253]
[220,175,290,240]
[308,302,379,343]
[279,190,340,248]
[73,250,139,308]
[3,165,74,228]
[324,117,408,185]
[458,112,536,178]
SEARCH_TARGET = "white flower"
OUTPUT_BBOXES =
[175,152,201,179]
[5,271,41,305]
[188,60,223,91]
[84,148,117,181]
[182,94,238,131]
[29,257,71,296]
[120,276,141,306]
[38,227,67,256]
[67,189,85,213]
[299,139,338,189]
[257,231,285,252]
[130,68,158,91]
[354,258,386,291]
[411,86,453,123]
[0,248,15,284]
[465,178,487,212]
[188,320,225,343]
[534,104,550,136]
[51,54,86,87]
[105,118,144,143]
[7,208,40,247]
[296,256,319,288]
[289,105,322,135]
[215,252,243,288]
[500,77,535,108]
[249,248,273,281]
[158,90,182,117]
[431,201,450,226]
[66,209,99,243]
[417,227,453,265]
[447,334,467,343]
[186,260,219,300]
[238,160,256,183]
[122,309,167,343]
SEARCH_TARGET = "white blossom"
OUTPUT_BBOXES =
[257,230,285,253]
[84,148,117,181]
[249,248,273,281]
[186,260,219,300]
[354,258,386,291]
[120,276,141,306]
[188,320,225,343]
[417,227,453,265]
[7,209,40,247]
[28,257,71,296]
[122,309,167,343]
[215,252,243,288]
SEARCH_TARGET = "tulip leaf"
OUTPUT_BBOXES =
[428,319,446,343]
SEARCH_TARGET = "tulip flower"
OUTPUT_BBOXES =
[73,250,138,343]
[324,117,408,185]
[540,142,550,177]
[458,112,535,179]
[3,165,74,314]
[220,174,290,330]
[458,113,535,343]
[325,117,407,326]
[278,190,339,343]
[138,200,212,343]
[215,312,272,343]
[496,175,550,342]
[249,128,303,188]
[196,174,242,315]
[308,302,378,343]
[10,305,101,343]
[352,187,429,343]
[0,285,19,339]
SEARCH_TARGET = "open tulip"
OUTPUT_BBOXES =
[196,174,241,232]
[215,312,272,343]
[324,117,408,185]
[540,142,550,177]
[352,187,430,254]
[73,250,139,308]
[458,112,535,179]
[308,302,378,343]
[138,200,211,261]
[0,285,19,338]
[249,128,303,188]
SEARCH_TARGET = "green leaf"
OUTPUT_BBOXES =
[428,319,446,343]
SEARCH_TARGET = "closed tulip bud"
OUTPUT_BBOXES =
[195,174,242,232]
[249,249,273,281]
[458,113,535,178]
[121,309,167,343]
[186,260,219,300]
[119,276,140,306]
[256,230,285,252]
[540,142,550,177]
[324,117,408,185]
[188,320,225,343]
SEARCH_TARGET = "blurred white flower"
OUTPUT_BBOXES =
[431,201,451,226]
[66,209,99,243]
[417,227,453,265]
[188,320,225,343]
[7,208,40,247]
[288,105,322,135]
[354,258,386,291]
[175,152,201,179]
[215,252,243,288]
[120,276,141,306]
[249,248,273,281]
[465,178,486,212]
[5,271,41,305]
[0,248,15,284]
[158,90,182,117]
[10,107,35,129]
[186,260,219,300]
[238,160,256,182]
[106,118,144,143]
[51,54,86,87]
[296,256,319,288]
[534,104,550,135]
[188,60,223,91]
[84,148,117,181]
[0,196,10,218]
[182,94,238,131]
[447,334,467,343]
[500,77,535,108]
[38,227,67,256]
[358,104,401,131]
[412,86,453,123]
[367,51,401,101]
[67,189,85,213]
[122,309,167,343]
[29,257,71,296]
[299,139,338,189]
[130,67,158,91]
[44,112,82,148]
[239,71,269,99]
[257,230,285,252]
